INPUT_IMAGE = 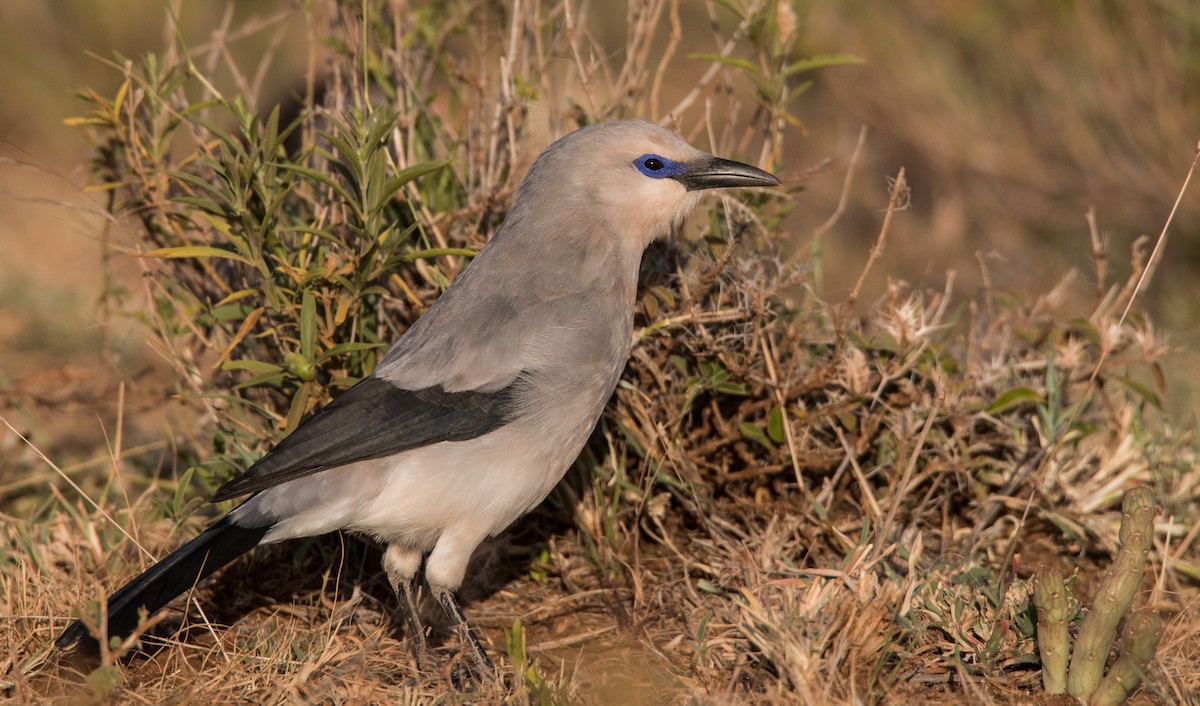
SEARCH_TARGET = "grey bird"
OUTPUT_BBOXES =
[56,119,780,671]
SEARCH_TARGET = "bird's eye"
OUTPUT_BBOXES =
[635,153,679,179]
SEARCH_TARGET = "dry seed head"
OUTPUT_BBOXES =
[877,295,925,347]
[1100,320,1135,357]
[1032,269,1077,317]
[838,346,872,396]
[645,492,669,521]
[1130,321,1167,361]
[1055,335,1090,371]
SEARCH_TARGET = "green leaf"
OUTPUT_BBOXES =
[196,213,252,258]
[316,341,385,363]
[171,168,230,198]
[686,53,761,77]
[222,359,284,374]
[785,53,865,76]
[986,386,1042,414]
[300,291,317,362]
[506,618,528,677]
[653,468,686,490]
[322,130,361,175]
[138,245,253,265]
[232,370,285,391]
[172,466,197,518]
[381,159,453,200]
[716,381,749,396]
[767,405,786,444]
[212,288,259,308]
[740,422,775,450]
[1117,376,1163,410]
[173,196,228,216]
[400,246,477,262]
[284,384,311,432]
[211,301,253,323]
[279,163,357,207]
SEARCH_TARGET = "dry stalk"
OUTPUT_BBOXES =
[806,125,869,257]
[840,167,907,342]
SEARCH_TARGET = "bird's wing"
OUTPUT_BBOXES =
[210,376,518,501]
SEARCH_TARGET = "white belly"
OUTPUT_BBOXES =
[230,414,587,551]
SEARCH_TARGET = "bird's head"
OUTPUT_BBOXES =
[515,120,781,250]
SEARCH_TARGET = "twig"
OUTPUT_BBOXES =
[650,0,683,120]
[662,0,763,123]
[847,168,906,310]
[806,125,868,255]
[1085,207,1107,314]
[836,167,907,348]
[562,0,598,116]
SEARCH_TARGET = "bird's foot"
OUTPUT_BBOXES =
[431,585,495,680]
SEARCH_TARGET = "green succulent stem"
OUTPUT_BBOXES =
[1032,567,1070,694]
[1089,610,1163,706]
[1066,488,1155,700]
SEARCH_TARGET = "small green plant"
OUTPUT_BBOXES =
[70,39,465,498]
[1033,488,1161,705]
[504,618,561,705]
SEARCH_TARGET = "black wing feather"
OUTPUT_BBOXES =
[211,377,517,501]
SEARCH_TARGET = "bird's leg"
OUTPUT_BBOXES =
[393,574,429,653]
[383,545,432,667]
[430,585,495,676]
[424,529,495,676]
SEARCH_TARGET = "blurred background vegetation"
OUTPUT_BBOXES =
[1,1,1196,465]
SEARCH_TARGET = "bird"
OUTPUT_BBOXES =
[56,119,780,672]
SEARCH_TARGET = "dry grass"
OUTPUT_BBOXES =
[2,1,1199,704]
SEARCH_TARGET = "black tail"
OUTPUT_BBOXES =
[56,517,270,650]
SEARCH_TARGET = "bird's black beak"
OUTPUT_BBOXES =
[675,155,781,191]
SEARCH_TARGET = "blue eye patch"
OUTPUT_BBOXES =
[634,153,687,179]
